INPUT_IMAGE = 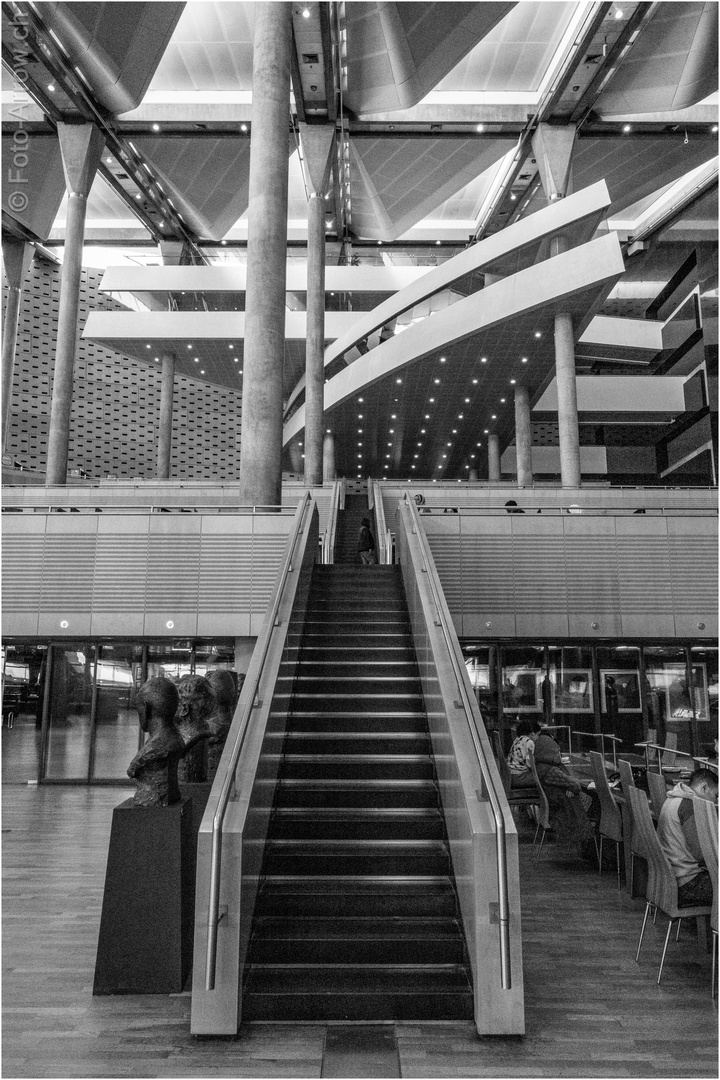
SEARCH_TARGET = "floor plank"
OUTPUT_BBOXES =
[2,786,717,1079]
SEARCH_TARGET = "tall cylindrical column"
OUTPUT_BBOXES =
[554,310,581,488]
[322,431,335,481]
[2,283,22,450]
[468,468,478,482]
[238,2,292,507]
[487,433,501,481]
[157,352,175,478]
[45,193,88,485]
[514,384,533,488]
[289,441,303,475]
[304,192,326,486]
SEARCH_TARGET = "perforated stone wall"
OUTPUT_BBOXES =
[3,260,242,480]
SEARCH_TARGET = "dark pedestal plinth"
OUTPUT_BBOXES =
[93,797,194,995]
[179,780,213,884]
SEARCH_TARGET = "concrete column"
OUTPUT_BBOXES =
[514,384,533,487]
[157,352,175,478]
[304,192,326,486]
[2,239,33,451]
[555,310,582,488]
[45,124,104,485]
[322,431,335,482]
[468,468,478,482]
[487,433,501,481]
[238,2,292,507]
[531,122,576,202]
[289,441,303,476]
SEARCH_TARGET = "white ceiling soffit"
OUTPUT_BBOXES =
[349,135,517,240]
[148,2,255,93]
[131,136,294,241]
[434,1,577,93]
[39,2,184,113]
[342,1,516,115]
[1,134,65,240]
[597,1,718,116]
[50,173,153,239]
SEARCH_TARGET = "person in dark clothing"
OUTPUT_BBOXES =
[357,517,377,564]
[531,722,595,845]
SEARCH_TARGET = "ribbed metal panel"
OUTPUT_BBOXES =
[512,537,567,613]
[145,536,202,612]
[2,536,44,610]
[198,536,255,613]
[93,536,149,611]
[428,536,466,610]
[668,536,718,610]
[564,537,619,612]
[457,537,515,612]
[40,537,96,611]
[251,535,288,612]
[617,537,674,612]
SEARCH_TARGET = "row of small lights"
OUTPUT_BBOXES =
[142,342,244,378]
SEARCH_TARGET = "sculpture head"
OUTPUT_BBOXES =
[206,668,237,712]
[136,676,179,734]
[175,674,215,748]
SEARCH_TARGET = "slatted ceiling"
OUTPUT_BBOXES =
[564,538,620,612]
[93,537,149,610]
[2,538,44,610]
[669,537,719,609]
[198,536,255,612]
[617,537,674,612]
[40,538,96,611]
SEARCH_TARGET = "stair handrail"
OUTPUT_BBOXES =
[323,478,342,563]
[402,492,512,989]
[370,479,390,564]
[204,491,315,991]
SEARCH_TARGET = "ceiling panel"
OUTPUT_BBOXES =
[149,1,255,92]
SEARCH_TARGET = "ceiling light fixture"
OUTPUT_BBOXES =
[476,124,485,133]
[623,124,632,133]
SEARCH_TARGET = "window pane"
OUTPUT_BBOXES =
[45,644,94,779]
[547,646,594,754]
[596,646,643,753]
[691,647,718,758]
[463,645,500,735]
[147,641,195,681]
[643,646,692,754]
[91,644,144,779]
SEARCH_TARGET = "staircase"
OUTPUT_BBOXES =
[333,491,374,565]
[242,563,474,1021]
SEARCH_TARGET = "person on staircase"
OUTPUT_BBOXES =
[357,516,377,565]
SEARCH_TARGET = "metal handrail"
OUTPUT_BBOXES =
[573,730,622,768]
[403,493,512,989]
[204,492,314,991]
[634,741,719,775]
[410,504,717,517]
[1,504,299,515]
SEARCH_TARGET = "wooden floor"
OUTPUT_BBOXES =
[3,784,717,1079]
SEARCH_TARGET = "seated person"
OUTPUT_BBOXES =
[507,718,540,789]
[657,768,718,907]
[532,722,595,845]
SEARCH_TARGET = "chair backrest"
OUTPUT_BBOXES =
[694,797,718,931]
[589,750,622,841]
[617,758,636,801]
[495,748,513,796]
[628,785,678,915]
[529,747,551,829]
[661,732,678,768]
[647,770,668,818]
[490,728,503,761]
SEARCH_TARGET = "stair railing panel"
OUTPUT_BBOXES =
[322,478,342,563]
[396,494,524,1035]
[369,479,391,564]
[190,493,319,1035]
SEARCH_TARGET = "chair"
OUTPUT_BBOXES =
[492,731,543,813]
[589,751,623,887]
[618,759,645,897]
[528,748,551,863]
[646,770,668,819]
[628,786,712,984]
[694,798,718,997]
[661,732,678,769]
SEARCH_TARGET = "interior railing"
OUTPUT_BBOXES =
[322,479,343,564]
[634,742,719,775]
[573,730,623,768]
[190,493,319,1035]
[396,493,524,1034]
[369,479,391,564]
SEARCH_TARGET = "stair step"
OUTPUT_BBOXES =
[279,755,434,780]
[242,964,473,1021]
[269,808,443,841]
[270,779,440,809]
[281,733,431,756]
[249,918,465,964]
[280,677,422,694]
[255,876,458,917]
[263,839,450,877]
[285,714,428,733]
[279,695,425,714]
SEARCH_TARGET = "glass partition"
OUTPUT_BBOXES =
[547,646,595,754]
[464,645,500,740]
[147,641,195,681]
[45,643,96,779]
[643,646,692,754]
[690,646,717,758]
[90,644,144,780]
[2,644,46,783]
[595,646,643,752]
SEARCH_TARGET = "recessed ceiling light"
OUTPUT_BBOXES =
[425,415,430,419]
[534,331,542,338]
[429,398,435,403]
[476,124,485,133]
[47,84,55,92]
[396,378,402,383]
[234,357,239,362]
[194,358,199,362]
[152,123,160,132]
[491,414,496,419]
[302,7,310,16]
[521,357,528,363]
[510,379,516,385]
[711,125,718,134]
[146,344,151,349]
[500,398,505,403]
[241,124,248,133]
[420,429,426,434]
[623,124,632,133]
[472,379,478,384]
[439,357,446,363]
[105,157,112,164]
[436,240,441,246]
[358,397,364,402]
[481,357,487,363]
[434,378,440,384]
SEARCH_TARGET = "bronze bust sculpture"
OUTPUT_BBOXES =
[128,677,184,807]
[205,669,237,779]
[176,674,215,783]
